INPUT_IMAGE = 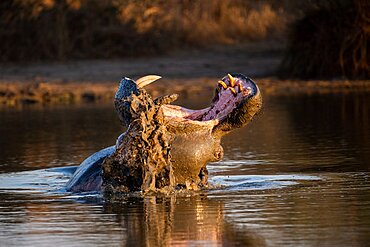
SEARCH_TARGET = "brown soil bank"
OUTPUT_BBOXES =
[1,79,370,107]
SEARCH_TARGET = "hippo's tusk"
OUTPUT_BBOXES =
[136,75,162,88]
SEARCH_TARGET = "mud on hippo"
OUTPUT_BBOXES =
[66,73,262,194]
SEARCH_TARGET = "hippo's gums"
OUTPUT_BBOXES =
[66,74,262,194]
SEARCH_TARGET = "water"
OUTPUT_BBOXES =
[0,91,369,246]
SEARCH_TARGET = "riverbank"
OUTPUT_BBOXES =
[1,78,369,107]
[1,43,369,107]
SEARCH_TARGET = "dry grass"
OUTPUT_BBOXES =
[0,0,288,62]
[279,0,370,79]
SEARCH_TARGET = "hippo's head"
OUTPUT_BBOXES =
[112,74,262,190]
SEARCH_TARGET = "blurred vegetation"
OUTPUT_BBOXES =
[0,0,288,62]
[280,0,370,79]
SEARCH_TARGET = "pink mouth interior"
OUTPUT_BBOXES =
[162,77,251,123]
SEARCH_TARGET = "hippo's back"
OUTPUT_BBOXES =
[66,146,115,192]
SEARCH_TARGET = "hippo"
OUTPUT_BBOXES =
[66,73,262,194]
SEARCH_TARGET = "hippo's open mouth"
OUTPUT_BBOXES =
[159,73,261,136]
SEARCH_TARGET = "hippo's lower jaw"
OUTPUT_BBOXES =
[66,74,262,194]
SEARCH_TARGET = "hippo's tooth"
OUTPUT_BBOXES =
[228,87,237,96]
[218,80,228,89]
[238,83,243,92]
[228,74,235,87]
[136,75,162,88]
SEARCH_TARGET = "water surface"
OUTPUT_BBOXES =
[0,91,369,246]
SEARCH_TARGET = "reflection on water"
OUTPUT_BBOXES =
[0,91,369,246]
[103,195,266,246]
[0,105,121,173]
